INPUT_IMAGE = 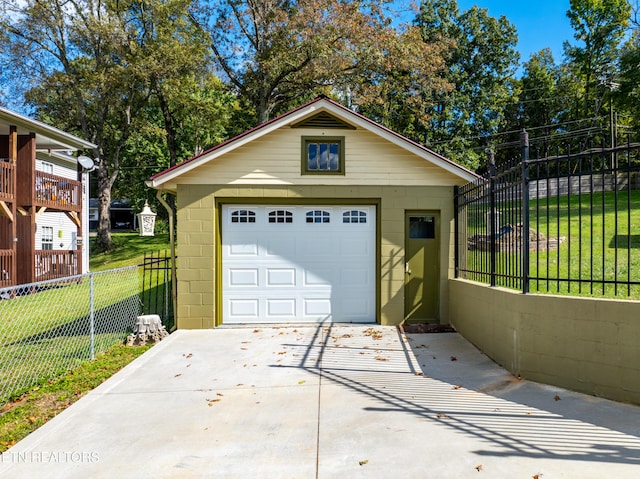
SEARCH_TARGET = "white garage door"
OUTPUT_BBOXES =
[222,205,376,324]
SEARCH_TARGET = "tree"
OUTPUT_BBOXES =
[1,0,233,251]
[564,0,631,119]
[1,0,150,252]
[415,1,520,170]
[192,0,408,124]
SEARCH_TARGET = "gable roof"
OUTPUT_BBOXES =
[148,96,478,189]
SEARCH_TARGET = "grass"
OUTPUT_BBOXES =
[0,344,151,453]
[0,231,172,451]
[90,232,171,271]
[463,189,640,298]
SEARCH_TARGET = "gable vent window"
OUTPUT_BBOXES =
[268,210,293,223]
[343,210,367,224]
[231,210,256,223]
[302,137,345,175]
[306,210,330,223]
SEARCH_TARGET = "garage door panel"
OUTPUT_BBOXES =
[228,299,259,318]
[228,269,259,286]
[222,205,375,324]
[303,268,334,286]
[266,268,296,286]
[340,268,370,286]
[266,299,297,317]
[228,243,259,256]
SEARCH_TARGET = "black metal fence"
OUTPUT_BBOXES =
[455,133,640,298]
[141,251,174,329]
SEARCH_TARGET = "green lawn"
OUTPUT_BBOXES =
[0,344,151,453]
[90,232,171,270]
[463,189,640,298]
[1,232,173,407]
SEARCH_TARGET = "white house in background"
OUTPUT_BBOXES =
[0,107,96,287]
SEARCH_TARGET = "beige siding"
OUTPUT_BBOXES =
[176,128,464,187]
[175,184,455,329]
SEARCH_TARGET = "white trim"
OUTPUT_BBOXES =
[0,106,96,151]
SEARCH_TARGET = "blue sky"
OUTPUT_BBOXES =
[456,1,574,63]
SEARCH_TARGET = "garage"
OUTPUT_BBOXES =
[222,204,376,324]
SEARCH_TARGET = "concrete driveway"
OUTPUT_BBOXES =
[1,325,639,478]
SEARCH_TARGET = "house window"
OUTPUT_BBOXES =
[268,210,293,223]
[231,210,256,223]
[42,226,54,250]
[302,137,345,174]
[343,210,367,224]
[40,161,54,174]
[306,210,330,223]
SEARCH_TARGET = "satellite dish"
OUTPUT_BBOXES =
[77,155,95,170]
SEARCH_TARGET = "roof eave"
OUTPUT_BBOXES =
[0,106,97,151]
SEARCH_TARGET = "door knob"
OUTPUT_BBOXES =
[405,262,411,275]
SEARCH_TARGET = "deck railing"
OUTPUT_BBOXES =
[0,250,14,288]
[35,250,80,281]
[34,171,81,212]
[0,161,14,201]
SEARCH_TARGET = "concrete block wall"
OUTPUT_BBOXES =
[175,184,457,328]
[449,278,640,405]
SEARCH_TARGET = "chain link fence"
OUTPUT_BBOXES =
[0,266,142,405]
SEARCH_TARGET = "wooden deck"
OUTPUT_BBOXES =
[34,171,81,212]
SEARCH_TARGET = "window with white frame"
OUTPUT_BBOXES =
[41,226,54,250]
[40,161,54,174]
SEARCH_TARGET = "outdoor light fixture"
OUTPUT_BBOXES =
[138,201,157,237]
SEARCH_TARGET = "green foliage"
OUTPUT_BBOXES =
[564,0,631,118]
[414,1,520,171]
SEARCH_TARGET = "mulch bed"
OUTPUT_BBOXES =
[399,323,457,334]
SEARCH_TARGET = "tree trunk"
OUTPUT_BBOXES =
[95,162,113,252]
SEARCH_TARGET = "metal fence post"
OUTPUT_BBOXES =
[454,186,459,278]
[520,130,530,294]
[90,272,95,359]
[489,150,497,287]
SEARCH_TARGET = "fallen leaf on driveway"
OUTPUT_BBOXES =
[475,464,483,472]
[374,356,388,361]
[174,373,182,378]
[554,395,561,401]
[437,413,449,419]
[450,356,457,361]
[359,459,368,466]
[453,385,462,389]
[415,372,424,376]
[532,474,543,479]
[298,380,305,385]
[240,347,248,350]
[207,399,221,406]
[253,329,260,333]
